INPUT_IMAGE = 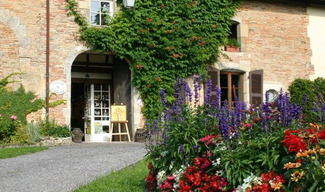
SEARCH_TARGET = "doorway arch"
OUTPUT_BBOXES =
[69,50,133,142]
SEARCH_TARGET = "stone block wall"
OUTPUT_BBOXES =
[219,1,314,95]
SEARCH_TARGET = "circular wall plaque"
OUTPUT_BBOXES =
[50,80,67,94]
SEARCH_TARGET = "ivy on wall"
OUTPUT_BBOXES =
[66,0,240,120]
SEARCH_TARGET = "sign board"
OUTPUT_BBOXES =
[50,80,67,94]
[111,105,127,122]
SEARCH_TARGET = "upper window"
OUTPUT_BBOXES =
[90,0,113,26]
[225,21,240,52]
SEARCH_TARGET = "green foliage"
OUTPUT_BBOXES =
[40,119,71,138]
[0,117,21,143]
[0,146,49,159]
[289,77,325,122]
[0,86,43,125]
[25,121,41,143]
[66,0,240,120]
[225,38,240,47]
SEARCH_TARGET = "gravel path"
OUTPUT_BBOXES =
[0,143,147,192]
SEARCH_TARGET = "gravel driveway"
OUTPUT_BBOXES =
[0,143,147,192]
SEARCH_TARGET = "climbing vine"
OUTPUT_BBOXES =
[66,0,240,120]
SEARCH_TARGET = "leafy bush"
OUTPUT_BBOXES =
[25,121,41,143]
[145,77,325,191]
[289,77,325,122]
[40,119,71,138]
[0,115,22,143]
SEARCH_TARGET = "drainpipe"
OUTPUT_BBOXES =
[46,0,50,117]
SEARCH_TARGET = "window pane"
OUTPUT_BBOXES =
[101,2,110,12]
[91,1,100,12]
[221,88,228,102]
[232,75,240,89]
[90,13,100,25]
[220,74,228,87]
[101,14,110,25]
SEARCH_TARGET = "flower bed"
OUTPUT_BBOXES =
[145,77,325,191]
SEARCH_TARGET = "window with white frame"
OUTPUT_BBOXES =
[90,0,114,26]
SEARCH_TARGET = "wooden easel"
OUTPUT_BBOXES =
[109,120,131,142]
[109,104,131,142]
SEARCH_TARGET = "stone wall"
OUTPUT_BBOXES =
[218,1,315,102]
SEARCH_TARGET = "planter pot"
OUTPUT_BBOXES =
[225,46,240,52]
[72,128,84,143]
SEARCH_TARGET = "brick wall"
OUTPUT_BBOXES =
[219,1,314,95]
[0,0,83,124]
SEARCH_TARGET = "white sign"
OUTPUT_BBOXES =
[50,80,67,94]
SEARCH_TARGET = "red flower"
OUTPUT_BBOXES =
[281,129,307,153]
[136,64,143,69]
[147,84,151,88]
[173,53,179,58]
[318,128,325,140]
[146,17,152,23]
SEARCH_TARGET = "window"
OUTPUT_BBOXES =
[208,68,263,106]
[90,0,113,25]
[220,71,244,105]
[225,21,240,52]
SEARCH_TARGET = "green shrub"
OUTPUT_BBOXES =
[25,121,41,143]
[40,119,71,138]
[0,116,21,143]
[289,77,325,122]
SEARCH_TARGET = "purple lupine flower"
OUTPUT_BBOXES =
[312,101,317,112]
[193,76,200,106]
[179,144,184,154]
[219,102,230,140]
[160,88,167,109]
[262,115,267,131]
[204,79,212,105]
[240,102,247,121]
[153,120,158,135]
[183,79,192,103]
[193,145,198,151]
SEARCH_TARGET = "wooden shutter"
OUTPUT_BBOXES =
[207,67,220,102]
[249,70,263,106]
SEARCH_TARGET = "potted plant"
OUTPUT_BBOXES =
[225,38,240,52]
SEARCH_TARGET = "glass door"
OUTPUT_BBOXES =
[84,83,111,142]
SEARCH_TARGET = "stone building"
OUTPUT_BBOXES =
[0,0,324,142]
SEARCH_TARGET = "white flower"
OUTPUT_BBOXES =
[169,162,174,170]
[156,170,166,186]
[160,151,168,157]
[215,170,224,176]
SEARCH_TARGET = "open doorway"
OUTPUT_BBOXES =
[70,51,131,142]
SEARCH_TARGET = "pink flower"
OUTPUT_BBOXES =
[0,114,2,118]
[11,115,17,120]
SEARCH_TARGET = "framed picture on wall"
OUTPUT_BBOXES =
[111,105,127,122]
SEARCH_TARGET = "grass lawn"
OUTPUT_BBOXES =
[0,146,49,159]
[74,158,149,192]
